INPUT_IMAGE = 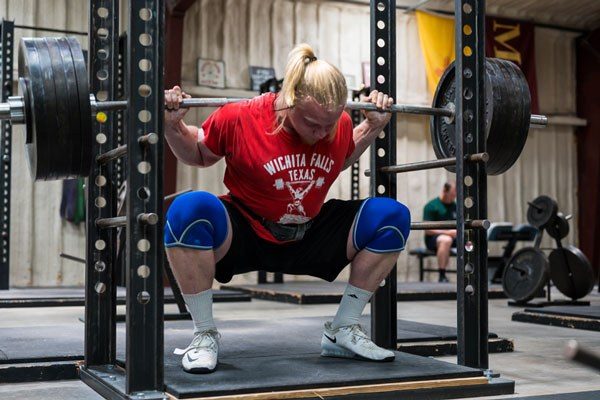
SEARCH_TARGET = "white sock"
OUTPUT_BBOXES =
[182,289,217,334]
[331,284,373,329]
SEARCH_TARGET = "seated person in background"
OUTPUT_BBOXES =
[423,182,457,283]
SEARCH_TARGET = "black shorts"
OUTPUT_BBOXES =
[215,199,364,284]
[425,234,457,251]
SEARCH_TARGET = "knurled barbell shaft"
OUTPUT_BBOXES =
[365,152,489,176]
[411,220,490,230]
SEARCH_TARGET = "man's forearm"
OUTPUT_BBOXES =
[343,119,387,169]
[164,120,203,166]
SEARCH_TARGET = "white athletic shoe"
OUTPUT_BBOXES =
[174,329,220,373]
[321,322,395,362]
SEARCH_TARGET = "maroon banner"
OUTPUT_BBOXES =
[486,17,539,114]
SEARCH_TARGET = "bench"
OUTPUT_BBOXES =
[411,223,538,282]
[410,248,457,282]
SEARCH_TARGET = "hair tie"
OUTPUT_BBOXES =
[304,56,317,65]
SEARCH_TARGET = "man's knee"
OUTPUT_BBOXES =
[353,197,411,253]
[164,191,229,250]
[437,235,454,248]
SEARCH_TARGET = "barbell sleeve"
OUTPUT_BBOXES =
[411,220,490,230]
[365,152,489,176]
[530,114,548,127]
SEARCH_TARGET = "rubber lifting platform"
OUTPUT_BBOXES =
[221,281,507,304]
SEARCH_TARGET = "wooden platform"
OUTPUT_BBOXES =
[221,281,507,304]
[104,317,514,399]
[0,316,512,384]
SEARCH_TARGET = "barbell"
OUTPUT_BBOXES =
[1,37,547,180]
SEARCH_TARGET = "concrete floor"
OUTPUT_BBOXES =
[0,287,599,399]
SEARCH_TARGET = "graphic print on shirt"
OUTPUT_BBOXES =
[263,152,334,224]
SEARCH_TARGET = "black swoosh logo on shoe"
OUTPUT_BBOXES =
[324,334,337,343]
[348,294,358,299]
[186,353,200,362]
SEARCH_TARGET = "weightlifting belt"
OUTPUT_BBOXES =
[229,195,313,242]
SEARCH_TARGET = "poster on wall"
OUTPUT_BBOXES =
[197,59,225,88]
[249,66,276,92]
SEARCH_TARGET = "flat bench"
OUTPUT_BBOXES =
[411,223,538,282]
[410,248,457,282]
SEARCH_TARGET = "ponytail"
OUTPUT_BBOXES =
[273,44,347,137]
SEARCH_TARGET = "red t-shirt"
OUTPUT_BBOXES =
[202,93,355,243]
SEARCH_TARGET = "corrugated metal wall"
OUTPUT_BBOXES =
[0,0,580,286]
[177,0,579,285]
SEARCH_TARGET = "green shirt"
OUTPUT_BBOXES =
[423,197,457,222]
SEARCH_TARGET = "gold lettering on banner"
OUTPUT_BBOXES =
[492,20,522,65]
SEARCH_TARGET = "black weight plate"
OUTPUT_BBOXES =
[66,37,92,178]
[549,246,595,300]
[430,60,497,174]
[56,37,84,178]
[430,58,531,175]
[43,37,75,180]
[483,59,513,174]
[34,38,68,180]
[546,212,570,240]
[430,62,457,166]
[19,39,49,179]
[526,195,558,229]
[502,247,549,303]
[492,59,531,173]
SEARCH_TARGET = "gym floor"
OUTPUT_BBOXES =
[0,286,598,399]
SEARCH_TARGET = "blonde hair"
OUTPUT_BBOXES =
[274,44,347,138]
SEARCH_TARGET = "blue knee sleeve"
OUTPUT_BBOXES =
[353,198,411,253]
[164,191,228,250]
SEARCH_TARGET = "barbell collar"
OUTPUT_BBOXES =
[410,219,490,230]
[365,152,489,176]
